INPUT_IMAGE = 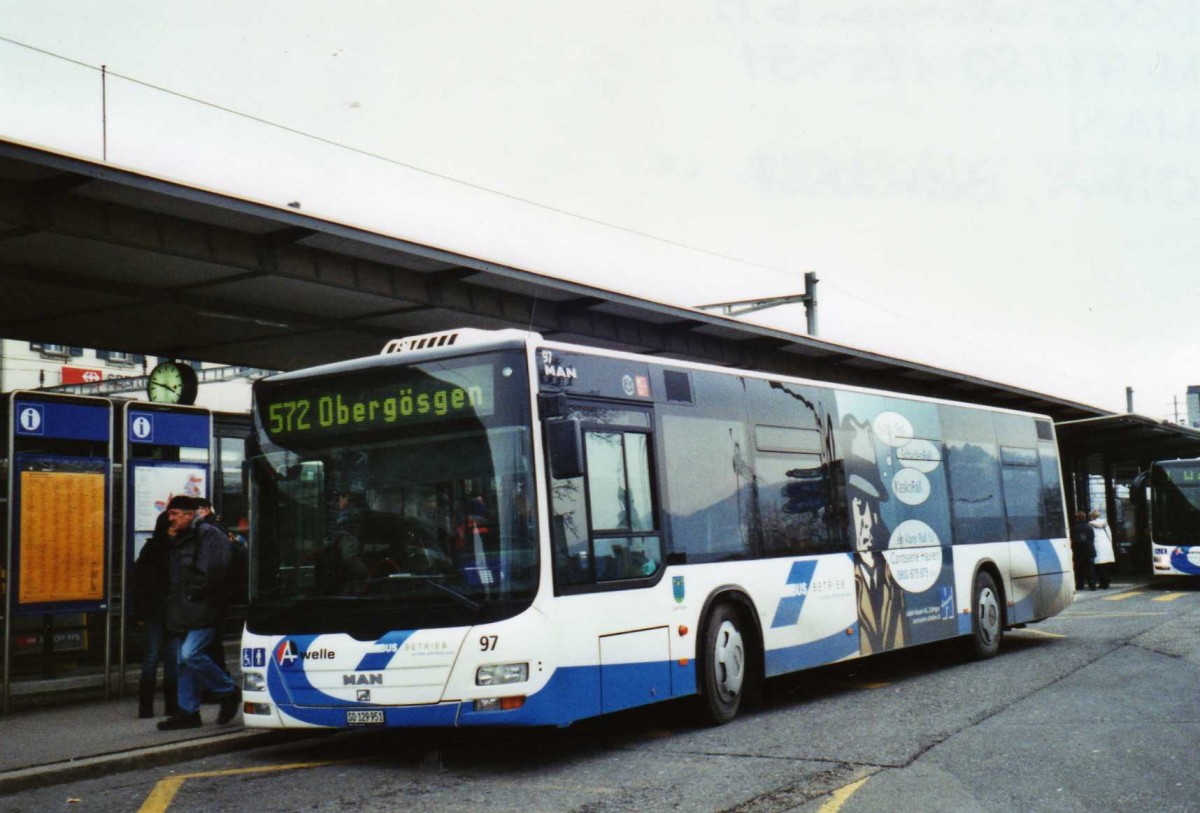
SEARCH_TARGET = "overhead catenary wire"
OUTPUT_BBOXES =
[0,33,803,283]
[0,34,1167,420]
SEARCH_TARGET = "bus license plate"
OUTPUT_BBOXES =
[346,710,385,726]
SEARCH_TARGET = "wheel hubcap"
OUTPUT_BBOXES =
[713,620,745,699]
[978,586,1000,646]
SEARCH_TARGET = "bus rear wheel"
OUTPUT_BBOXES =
[698,603,747,725]
[964,570,1003,660]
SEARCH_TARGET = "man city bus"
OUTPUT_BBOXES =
[240,328,1073,729]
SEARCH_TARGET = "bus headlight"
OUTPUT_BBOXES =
[244,671,267,692]
[476,662,529,686]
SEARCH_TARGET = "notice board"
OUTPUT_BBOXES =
[14,456,108,612]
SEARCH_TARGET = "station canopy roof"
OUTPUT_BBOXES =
[1056,414,1200,462]
[0,138,1111,423]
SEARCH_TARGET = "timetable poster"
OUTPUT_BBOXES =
[133,464,207,532]
[18,468,107,605]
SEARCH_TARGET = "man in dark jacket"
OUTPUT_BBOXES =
[195,497,239,676]
[1071,510,1097,591]
[157,496,242,730]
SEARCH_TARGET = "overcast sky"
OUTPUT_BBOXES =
[3,2,1198,420]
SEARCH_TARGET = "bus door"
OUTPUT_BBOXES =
[543,398,670,714]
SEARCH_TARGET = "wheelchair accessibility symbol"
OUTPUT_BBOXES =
[131,415,153,441]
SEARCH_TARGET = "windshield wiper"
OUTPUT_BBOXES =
[375,573,482,612]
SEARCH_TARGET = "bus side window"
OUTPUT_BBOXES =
[660,414,752,563]
[1000,445,1044,540]
[586,431,662,581]
[1038,441,1066,538]
[942,406,1006,544]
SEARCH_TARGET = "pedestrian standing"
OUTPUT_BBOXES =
[131,509,179,718]
[195,497,236,676]
[1071,510,1097,591]
[157,496,242,730]
[1089,509,1115,590]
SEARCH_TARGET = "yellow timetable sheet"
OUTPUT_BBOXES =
[18,469,106,605]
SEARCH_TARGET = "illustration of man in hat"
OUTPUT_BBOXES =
[842,414,907,655]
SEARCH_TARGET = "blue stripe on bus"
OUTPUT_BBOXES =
[764,626,859,676]
[353,630,415,672]
[1010,591,1036,625]
[1169,548,1200,575]
[601,660,671,714]
[460,664,600,726]
[269,635,344,707]
[1031,539,1062,575]
[1010,566,1067,625]
[268,657,701,729]
[770,560,819,628]
[271,627,929,728]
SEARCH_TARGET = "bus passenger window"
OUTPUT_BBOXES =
[942,406,1006,544]
[755,452,840,555]
[1000,446,1044,540]
[660,415,753,563]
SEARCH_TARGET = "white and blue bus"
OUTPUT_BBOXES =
[1136,459,1200,577]
[240,328,1073,729]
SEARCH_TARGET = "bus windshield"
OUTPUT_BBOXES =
[1152,463,1200,546]
[247,350,537,636]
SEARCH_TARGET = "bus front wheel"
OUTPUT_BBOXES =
[964,570,1003,660]
[698,603,747,725]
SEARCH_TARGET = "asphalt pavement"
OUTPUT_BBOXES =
[0,578,1142,798]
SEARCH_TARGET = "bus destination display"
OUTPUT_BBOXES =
[1162,462,1200,485]
[260,363,495,441]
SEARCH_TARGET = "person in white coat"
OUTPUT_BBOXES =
[1089,509,1116,589]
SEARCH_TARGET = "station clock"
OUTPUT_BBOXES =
[147,361,199,405]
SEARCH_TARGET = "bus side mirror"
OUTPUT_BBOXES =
[537,392,570,420]
[1130,472,1148,507]
[546,418,584,480]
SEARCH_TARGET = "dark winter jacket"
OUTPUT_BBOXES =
[165,519,233,633]
[1070,520,1096,560]
[196,512,249,610]
[131,511,173,623]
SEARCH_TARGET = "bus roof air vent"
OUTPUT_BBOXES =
[380,328,536,355]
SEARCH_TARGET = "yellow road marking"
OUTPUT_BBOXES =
[818,776,870,813]
[138,759,344,813]
[1153,592,1185,602]
[857,682,891,689]
[138,776,186,813]
[1104,591,1143,601]
[1011,628,1065,639]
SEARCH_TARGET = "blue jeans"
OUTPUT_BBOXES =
[140,620,178,684]
[176,628,237,714]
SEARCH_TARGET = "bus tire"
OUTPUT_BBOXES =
[698,603,747,725]
[964,570,1003,660]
